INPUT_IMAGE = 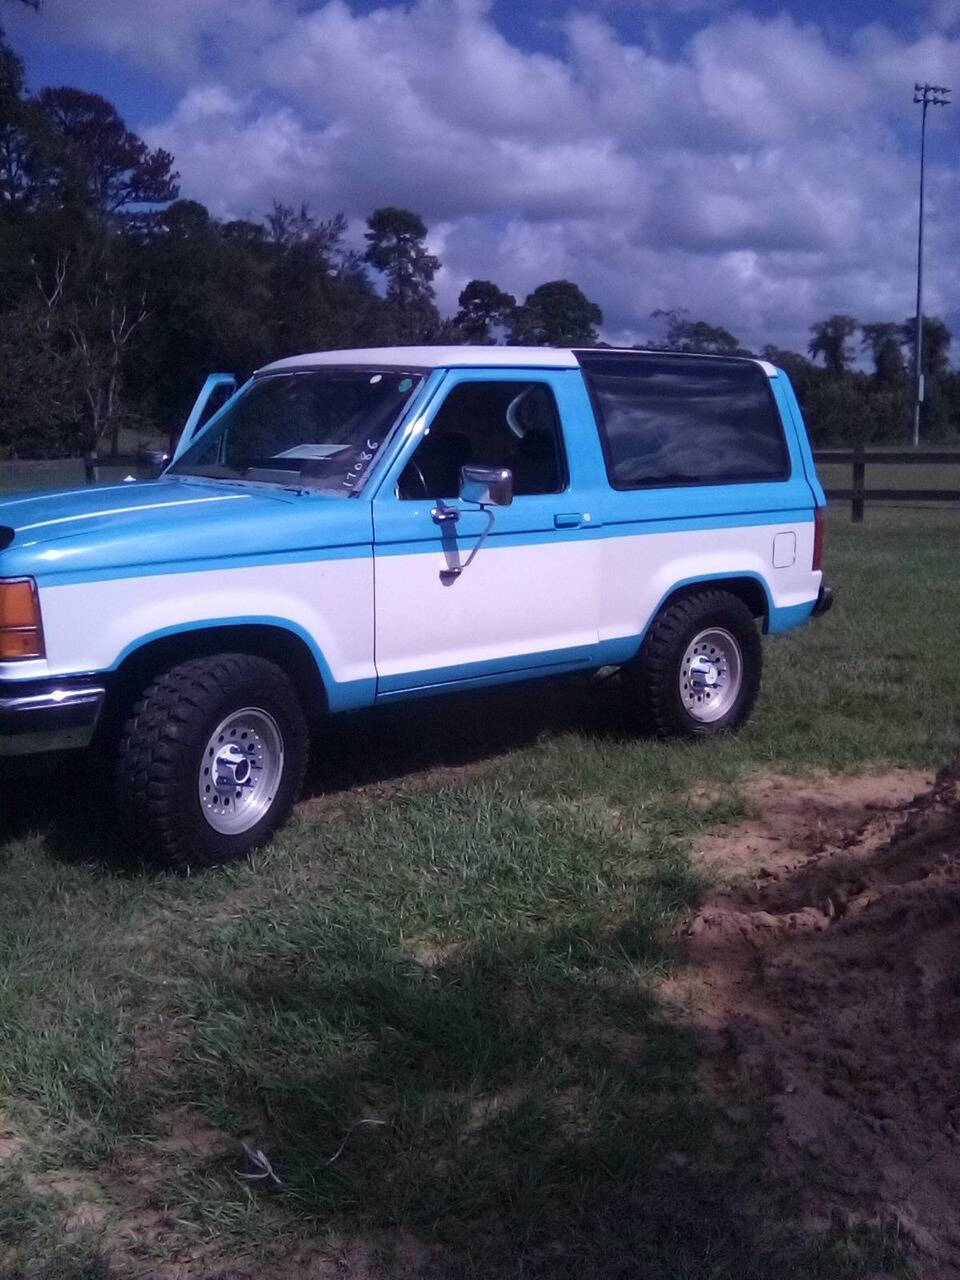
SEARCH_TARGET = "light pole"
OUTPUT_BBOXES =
[912,82,950,447]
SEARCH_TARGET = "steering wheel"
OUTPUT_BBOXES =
[400,457,430,499]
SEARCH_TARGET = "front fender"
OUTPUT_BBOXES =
[34,556,377,712]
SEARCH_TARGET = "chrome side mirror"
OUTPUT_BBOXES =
[439,466,512,585]
[459,465,513,507]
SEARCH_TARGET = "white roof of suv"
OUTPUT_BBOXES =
[259,346,580,373]
[258,346,778,376]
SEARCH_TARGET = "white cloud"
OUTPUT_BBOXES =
[26,0,960,354]
[927,0,960,32]
[8,0,286,78]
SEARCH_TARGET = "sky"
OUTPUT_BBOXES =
[6,0,960,356]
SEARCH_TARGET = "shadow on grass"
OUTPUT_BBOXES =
[175,908,901,1279]
[0,673,635,869]
[306,670,634,793]
[0,750,907,1278]
[0,755,119,866]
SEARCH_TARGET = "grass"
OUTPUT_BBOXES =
[0,460,136,494]
[817,457,960,493]
[1,429,168,495]
[2,505,958,1277]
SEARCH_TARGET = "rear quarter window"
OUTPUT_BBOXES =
[578,353,788,490]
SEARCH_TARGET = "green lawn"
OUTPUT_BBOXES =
[1,507,957,1278]
[0,460,136,494]
[817,457,960,496]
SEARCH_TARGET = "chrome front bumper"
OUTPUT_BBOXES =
[0,682,106,757]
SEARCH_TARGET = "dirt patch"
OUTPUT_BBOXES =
[9,1105,241,1278]
[403,935,464,971]
[258,1228,433,1279]
[677,764,960,1276]
[154,1105,234,1161]
[27,1170,112,1233]
[0,1110,21,1164]
[691,768,931,880]
[133,1015,195,1082]
[463,1084,528,1135]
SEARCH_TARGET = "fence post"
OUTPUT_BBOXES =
[852,445,865,523]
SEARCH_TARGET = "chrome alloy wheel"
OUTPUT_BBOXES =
[198,708,284,835]
[679,627,743,724]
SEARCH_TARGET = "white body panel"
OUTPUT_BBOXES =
[374,537,601,680]
[7,522,820,691]
[599,523,819,644]
[35,557,375,686]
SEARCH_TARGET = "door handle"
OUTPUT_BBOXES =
[554,512,584,529]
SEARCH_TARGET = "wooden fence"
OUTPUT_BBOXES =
[814,448,960,521]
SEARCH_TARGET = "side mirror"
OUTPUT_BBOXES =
[138,447,171,480]
[459,465,513,507]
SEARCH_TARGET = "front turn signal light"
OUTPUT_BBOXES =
[0,578,45,660]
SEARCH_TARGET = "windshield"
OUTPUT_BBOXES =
[169,368,424,493]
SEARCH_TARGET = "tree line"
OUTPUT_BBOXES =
[0,22,955,460]
[653,309,958,446]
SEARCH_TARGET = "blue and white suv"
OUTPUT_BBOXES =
[0,346,831,866]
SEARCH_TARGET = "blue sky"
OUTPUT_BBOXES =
[7,0,960,355]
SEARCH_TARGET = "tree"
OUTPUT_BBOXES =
[363,206,439,311]
[0,27,51,302]
[6,87,182,454]
[0,24,21,104]
[35,87,178,220]
[0,298,79,457]
[651,309,745,356]
[901,314,951,379]
[454,279,516,343]
[130,199,272,434]
[267,203,369,354]
[509,280,602,347]
[760,345,812,374]
[0,27,63,224]
[760,344,821,398]
[39,243,149,456]
[267,201,346,263]
[802,374,876,446]
[808,314,858,376]
[861,323,906,388]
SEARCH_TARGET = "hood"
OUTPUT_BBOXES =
[0,477,372,585]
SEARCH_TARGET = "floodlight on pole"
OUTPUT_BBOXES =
[912,82,951,447]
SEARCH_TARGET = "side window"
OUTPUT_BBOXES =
[579,354,788,490]
[398,380,567,500]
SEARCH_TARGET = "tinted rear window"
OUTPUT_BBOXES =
[578,353,788,490]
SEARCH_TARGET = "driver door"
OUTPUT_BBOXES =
[372,369,600,696]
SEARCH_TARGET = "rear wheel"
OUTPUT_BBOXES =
[116,653,309,869]
[631,590,762,738]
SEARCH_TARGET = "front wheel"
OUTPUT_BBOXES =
[116,654,309,869]
[630,590,762,738]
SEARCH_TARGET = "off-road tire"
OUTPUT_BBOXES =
[116,654,308,870]
[631,590,762,738]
